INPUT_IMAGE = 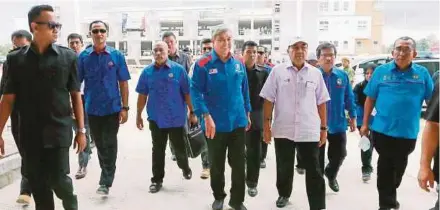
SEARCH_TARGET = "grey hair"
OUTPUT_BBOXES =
[394,36,417,49]
[211,25,232,39]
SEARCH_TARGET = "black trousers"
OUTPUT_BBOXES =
[372,131,416,209]
[24,147,77,210]
[260,140,268,161]
[149,121,190,183]
[208,128,246,206]
[274,138,326,210]
[357,127,374,173]
[11,110,31,196]
[319,132,347,180]
[88,113,120,187]
[246,129,262,188]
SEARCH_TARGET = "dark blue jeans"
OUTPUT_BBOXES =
[72,95,92,168]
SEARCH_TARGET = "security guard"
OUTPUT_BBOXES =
[78,20,131,196]
[317,42,356,193]
[241,41,268,197]
[136,41,194,193]
[361,36,434,210]
[256,46,272,168]
[0,5,86,210]
[191,26,251,210]
[0,29,33,205]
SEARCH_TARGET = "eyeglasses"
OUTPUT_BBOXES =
[257,51,265,55]
[69,41,81,45]
[91,29,107,34]
[35,21,62,30]
[394,47,413,54]
[202,47,212,52]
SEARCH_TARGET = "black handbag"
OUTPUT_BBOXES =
[184,124,207,158]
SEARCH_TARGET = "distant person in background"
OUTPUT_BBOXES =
[67,33,93,180]
[353,63,376,182]
[307,52,319,68]
[0,29,32,205]
[341,57,355,85]
[189,38,212,78]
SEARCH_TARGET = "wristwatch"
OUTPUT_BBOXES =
[122,106,130,111]
[77,128,87,134]
[320,126,328,131]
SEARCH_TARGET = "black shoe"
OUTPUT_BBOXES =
[211,199,224,210]
[276,196,289,208]
[247,187,258,197]
[362,171,372,182]
[149,182,162,193]
[229,203,247,210]
[260,160,266,168]
[96,185,109,195]
[296,167,305,175]
[183,168,192,180]
[327,179,340,192]
[171,155,176,161]
[378,201,400,210]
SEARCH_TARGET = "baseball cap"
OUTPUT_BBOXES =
[290,37,308,47]
[257,46,266,53]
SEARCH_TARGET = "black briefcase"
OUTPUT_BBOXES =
[184,124,207,158]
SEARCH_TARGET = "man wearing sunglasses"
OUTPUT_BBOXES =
[67,33,94,181]
[0,29,33,205]
[78,20,131,196]
[0,5,85,210]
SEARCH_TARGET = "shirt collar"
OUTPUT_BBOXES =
[25,42,59,55]
[154,59,171,69]
[211,50,232,62]
[89,45,111,55]
[286,62,309,72]
[320,67,337,75]
[390,60,414,73]
[169,51,180,59]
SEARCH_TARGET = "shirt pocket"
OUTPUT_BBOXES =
[300,80,316,98]
[43,64,68,89]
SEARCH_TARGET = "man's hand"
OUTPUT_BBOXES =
[418,166,435,192]
[119,109,128,124]
[73,133,86,154]
[189,113,198,127]
[349,118,356,132]
[0,136,5,156]
[136,115,144,130]
[263,123,272,144]
[246,115,251,131]
[319,130,327,147]
[204,114,216,139]
[360,125,369,137]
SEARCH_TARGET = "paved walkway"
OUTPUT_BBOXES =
[0,78,437,210]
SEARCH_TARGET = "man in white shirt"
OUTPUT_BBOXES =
[260,38,329,209]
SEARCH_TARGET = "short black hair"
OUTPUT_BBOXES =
[67,33,83,44]
[28,5,54,32]
[11,30,32,42]
[201,38,212,45]
[242,41,258,53]
[365,63,377,74]
[162,31,176,41]
[393,36,417,49]
[89,20,109,31]
[316,42,337,58]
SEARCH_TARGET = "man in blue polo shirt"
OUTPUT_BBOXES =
[191,26,251,210]
[78,20,131,196]
[317,42,356,193]
[136,41,195,193]
[361,36,434,210]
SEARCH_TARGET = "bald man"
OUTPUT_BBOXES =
[136,41,196,193]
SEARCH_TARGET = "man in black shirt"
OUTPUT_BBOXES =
[418,79,439,210]
[242,41,269,197]
[0,29,33,205]
[0,5,85,210]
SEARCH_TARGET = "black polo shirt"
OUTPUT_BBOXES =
[3,43,80,148]
[247,65,269,111]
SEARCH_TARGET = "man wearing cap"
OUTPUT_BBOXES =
[260,38,328,209]
[317,42,356,193]
[256,46,272,169]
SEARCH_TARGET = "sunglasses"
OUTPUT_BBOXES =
[91,29,107,34]
[35,21,62,30]
[202,47,212,51]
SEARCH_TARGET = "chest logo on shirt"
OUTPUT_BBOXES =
[336,78,342,86]
[108,61,114,67]
[383,75,390,81]
[169,73,174,78]
[235,64,241,72]
[413,74,419,79]
[208,68,218,74]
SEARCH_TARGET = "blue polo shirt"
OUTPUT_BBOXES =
[321,68,356,134]
[78,46,131,116]
[191,51,252,132]
[364,61,434,139]
[136,60,189,129]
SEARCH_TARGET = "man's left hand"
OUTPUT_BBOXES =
[189,113,198,126]
[119,110,128,124]
[349,118,356,132]
[73,133,86,154]
[246,115,251,131]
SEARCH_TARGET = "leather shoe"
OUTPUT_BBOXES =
[211,199,224,210]
[183,168,192,180]
[276,196,289,208]
[229,203,247,210]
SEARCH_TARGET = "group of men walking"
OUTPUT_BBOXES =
[0,4,437,210]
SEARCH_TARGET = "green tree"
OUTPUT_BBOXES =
[416,38,430,52]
